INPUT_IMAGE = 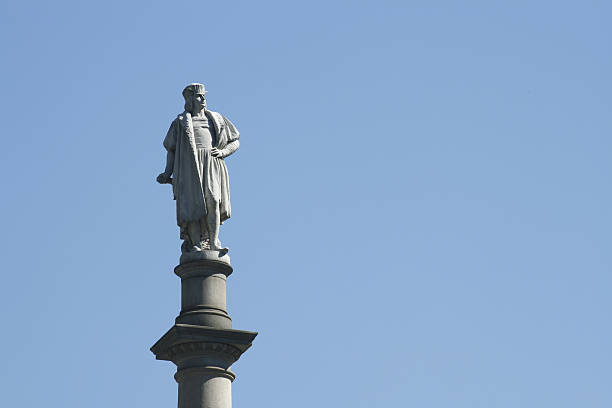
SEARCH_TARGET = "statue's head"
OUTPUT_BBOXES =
[182,83,207,113]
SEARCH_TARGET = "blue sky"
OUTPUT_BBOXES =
[1,1,610,406]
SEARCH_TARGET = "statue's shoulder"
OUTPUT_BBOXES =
[207,110,223,120]
[172,113,188,129]
[206,110,226,129]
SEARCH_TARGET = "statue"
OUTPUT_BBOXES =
[157,83,240,254]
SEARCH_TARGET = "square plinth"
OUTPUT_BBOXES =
[151,324,258,362]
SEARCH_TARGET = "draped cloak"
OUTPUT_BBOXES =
[163,110,240,238]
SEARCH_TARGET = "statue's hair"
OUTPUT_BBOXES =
[184,97,193,112]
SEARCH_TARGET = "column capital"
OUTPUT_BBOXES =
[151,324,257,366]
[179,249,231,268]
[175,259,233,279]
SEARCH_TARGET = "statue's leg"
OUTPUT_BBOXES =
[200,218,210,249]
[187,221,202,251]
[206,198,221,249]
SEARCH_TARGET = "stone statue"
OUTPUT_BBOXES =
[157,83,240,254]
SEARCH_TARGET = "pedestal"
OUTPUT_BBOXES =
[152,253,257,408]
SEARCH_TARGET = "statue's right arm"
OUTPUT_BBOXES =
[158,120,178,184]
[163,150,175,176]
[157,150,175,184]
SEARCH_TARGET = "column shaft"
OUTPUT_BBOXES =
[175,367,234,408]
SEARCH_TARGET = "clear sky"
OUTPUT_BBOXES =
[1,1,610,407]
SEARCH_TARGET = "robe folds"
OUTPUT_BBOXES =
[163,110,240,236]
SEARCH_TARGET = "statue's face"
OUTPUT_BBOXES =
[192,92,207,111]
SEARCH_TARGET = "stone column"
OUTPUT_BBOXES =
[152,252,257,408]
[176,367,234,408]
[175,260,233,328]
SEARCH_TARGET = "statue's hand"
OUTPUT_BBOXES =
[157,172,172,184]
[211,148,224,158]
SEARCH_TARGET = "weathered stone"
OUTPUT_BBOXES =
[175,259,233,328]
[157,83,240,254]
[153,84,255,408]
[180,248,230,266]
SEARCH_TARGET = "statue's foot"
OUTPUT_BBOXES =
[181,240,202,253]
[209,239,228,252]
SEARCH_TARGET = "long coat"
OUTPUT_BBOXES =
[163,110,240,233]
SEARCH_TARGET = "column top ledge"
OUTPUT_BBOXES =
[174,257,233,278]
[151,324,258,360]
[179,249,231,267]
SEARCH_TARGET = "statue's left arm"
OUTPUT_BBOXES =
[221,140,240,158]
[220,116,240,158]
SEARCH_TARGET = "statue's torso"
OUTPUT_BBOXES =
[193,116,213,149]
